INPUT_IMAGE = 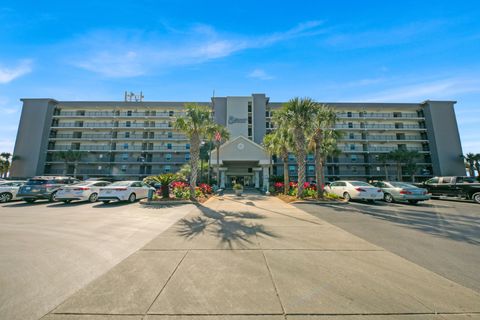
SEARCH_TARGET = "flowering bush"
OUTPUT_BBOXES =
[198,183,212,194]
[171,181,190,199]
[274,182,284,193]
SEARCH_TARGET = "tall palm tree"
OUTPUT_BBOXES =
[308,105,338,198]
[57,150,83,178]
[275,98,317,198]
[463,153,476,177]
[204,124,218,185]
[263,127,293,194]
[213,125,230,186]
[474,154,480,178]
[174,103,213,200]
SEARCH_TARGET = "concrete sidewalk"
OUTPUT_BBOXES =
[44,194,480,319]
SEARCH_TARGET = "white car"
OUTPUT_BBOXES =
[98,181,154,204]
[0,181,26,203]
[326,180,384,202]
[56,180,111,203]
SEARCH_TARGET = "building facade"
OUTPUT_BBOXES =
[10,93,465,188]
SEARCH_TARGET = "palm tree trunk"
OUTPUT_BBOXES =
[314,144,322,199]
[64,161,68,176]
[397,163,402,181]
[207,141,212,185]
[384,164,389,180]
[469,160,475,177]
[282,151,289,195]
[73,161,78,178]
[189,134,200,200]
[294,128,306,198]
[216,144,220,186]
[200,158,204,183]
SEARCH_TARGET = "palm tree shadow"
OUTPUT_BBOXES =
[175,204,277,248]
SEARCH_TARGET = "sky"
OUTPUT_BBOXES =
[0,0,479,154]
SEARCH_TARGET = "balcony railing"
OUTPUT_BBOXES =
[54,111,186,118]
[342,135,427,141]
[50,133,188,140]
[52,123,173,129]
[337,112,423,119]
[340,146,428,153]
[335,124,424,130]
[49,145,189,152]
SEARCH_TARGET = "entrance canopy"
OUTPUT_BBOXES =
[210,136,270,166]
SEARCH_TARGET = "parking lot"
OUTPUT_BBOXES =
[0,200,195,320]
[295,198,480,293]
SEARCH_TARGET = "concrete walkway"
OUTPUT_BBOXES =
[44,194,480,319]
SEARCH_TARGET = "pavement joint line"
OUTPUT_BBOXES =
[261,249,287,319]
[139,248,386,251]
[144,249,190,315]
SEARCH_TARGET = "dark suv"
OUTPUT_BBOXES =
[17,176,80,203]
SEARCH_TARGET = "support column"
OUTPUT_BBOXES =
[253,168,261,188]
[220,168,226,188]
[262,165,270,194]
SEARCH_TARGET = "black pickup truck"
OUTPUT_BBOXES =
[416,176,480,204]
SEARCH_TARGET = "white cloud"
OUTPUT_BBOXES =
[359,77,480,102]
[70,21,325,78]
[248,69,274,80]
[0,60,32,83]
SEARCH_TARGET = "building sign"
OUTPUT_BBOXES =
[228,116,247,124]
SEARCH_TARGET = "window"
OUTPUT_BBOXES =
[350,144,355,150]
[351,155,357,162]
[248,116,252,124]
[186,143,190,150]
[307,154,314,161]
[426,177,439,184]
[164,165,172,173]
[127,110,132,116]
[169,111,174,117]
[348,122,353,128]
[123,143,129,149]
[347,112,352,118]
[248,127,252,137]
[440,177,452,184]
[167,132,173,138]
[126,121,131,127]
[165,154,172,160]
[308,165,315,172]
[349,133,355,139]
[121,165,127,172]
[289,165,296,172]
[248,102,252,112]
[122,153,128,160]
[185,153,190,160]
[167,143,172,150]
[125,132,130,138]
[288,154,296,161]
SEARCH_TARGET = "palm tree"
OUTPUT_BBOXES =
[388,149,420,182]
[57,150,83,178]
[213,125,230,186]
[463,153,477,177]
[204,124,218,185]
[263,127,293,194]
[0,152,12,178]
[377,154,390,180]
[308,105,338,198]
[474,154,480,177]
[275,98,317,198]
[174,103,214,200]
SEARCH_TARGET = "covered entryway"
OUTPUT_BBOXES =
[210,136,270,190]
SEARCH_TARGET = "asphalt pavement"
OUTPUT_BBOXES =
[294,198,480,293]
[0,200,195,320]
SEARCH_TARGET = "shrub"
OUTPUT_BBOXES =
[198,183,212,194]
[233,183,243,190]
[172,181,190,199]
[273,182,284,193]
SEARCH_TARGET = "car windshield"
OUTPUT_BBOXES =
[109,181,132,186]
[349,181,372,187]
[390,182,416,188]
[26,179,51,185]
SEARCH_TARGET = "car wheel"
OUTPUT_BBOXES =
[343,192,351,202]
[408,200,419,204]
[367,199,375,204]
[24,198,36,203]
[384,193,394,203]
[102,200,110,204]
[62,200,72,204]
[128,193,136,203]
[0,192,12,203]
[473,193,480,204]
[49,192,58,202]
[88,193,98,203]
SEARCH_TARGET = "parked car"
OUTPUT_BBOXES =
[98,181,154,204]
[17,176,80,203]
[415,176,480,204]
[56,180,111,203]
[0,181,26,203]
[325,180,384,202]
[371,181,430,204]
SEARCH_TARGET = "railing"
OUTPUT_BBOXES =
[55,111,186,117]
[335,124,424,130]
[337,112,422,119]
[341,146,427,152]
[52,123,173,129]
[50,133,188,140]
[49,145,189,152]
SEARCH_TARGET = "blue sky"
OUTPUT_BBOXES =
[1,0,479,154]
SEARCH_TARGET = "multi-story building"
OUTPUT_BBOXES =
[10,93,465,189]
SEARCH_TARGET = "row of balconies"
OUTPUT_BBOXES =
[343,135,427,141]
[336,112,423,120]
[48,145,189,152]
[51,123,172,129]
[340,146,428,153]
[50,133,188,140]
[54,111,185,118]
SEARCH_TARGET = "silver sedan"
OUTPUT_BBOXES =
[371,181,430,204]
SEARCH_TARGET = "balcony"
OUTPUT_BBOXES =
[341,146,428,153]
[54,111,186,118]
[337,112,423,120]
[342,135,427,142]
[51,123,173,129]
[49,133,188,141]
[335,124,424,130]
[48,145,190,152]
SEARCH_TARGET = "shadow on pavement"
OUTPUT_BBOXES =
[176,204,277,249]
[1,201,50,207]
[322,202,480,245]
[92,201,135,208]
